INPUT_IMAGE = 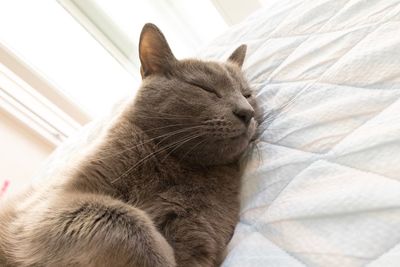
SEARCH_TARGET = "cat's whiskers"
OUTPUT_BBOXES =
[244,141,263,168]
[178,138,208,164]
[152,125,206,148]
[134,111,209,120]
[263,126,294,132]
[110,140,179,184]
[141,122,199,133]
[110,129,208,184]
[133,115,197,120]
[93,125,206,161]
[261,87,308,127]
[160,132,207,163]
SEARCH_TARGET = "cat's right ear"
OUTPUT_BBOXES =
[139,23,176,78]
[227,44,247,68]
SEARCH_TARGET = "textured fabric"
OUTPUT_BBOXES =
[197,0,400,266]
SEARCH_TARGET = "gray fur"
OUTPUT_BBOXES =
[0,23,259,267]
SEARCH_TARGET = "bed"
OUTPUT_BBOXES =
[33,0,400,266]
[199,0,400,266]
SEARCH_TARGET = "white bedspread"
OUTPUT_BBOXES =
[198,0,400,266]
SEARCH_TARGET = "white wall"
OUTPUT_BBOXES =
[212,0,262,25]
[0,110,54,196]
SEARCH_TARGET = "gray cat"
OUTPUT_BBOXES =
[0,23,259,267]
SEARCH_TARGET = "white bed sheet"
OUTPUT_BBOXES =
[198,0,400,266]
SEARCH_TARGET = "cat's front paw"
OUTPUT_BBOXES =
[151,230,176,267]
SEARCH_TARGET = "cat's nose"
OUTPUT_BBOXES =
[233,105,254,125]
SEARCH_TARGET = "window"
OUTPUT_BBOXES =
[0,0,138,120]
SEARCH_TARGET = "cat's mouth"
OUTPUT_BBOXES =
[228,119,258,142]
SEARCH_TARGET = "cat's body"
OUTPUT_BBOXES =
[0,24,259,267]
[0,113,241,267]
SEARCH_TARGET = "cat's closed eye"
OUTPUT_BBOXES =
[188,81,221,98]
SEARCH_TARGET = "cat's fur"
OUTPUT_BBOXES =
[0,24,259,267]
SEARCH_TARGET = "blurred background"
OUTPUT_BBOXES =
[0,0,268,194]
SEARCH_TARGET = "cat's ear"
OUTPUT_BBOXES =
[139,23,176,78]
[227,44,247,68]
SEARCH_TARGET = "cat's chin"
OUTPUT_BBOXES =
[222,119,258,162]
[170,119,258,167]
[193,129,255,166]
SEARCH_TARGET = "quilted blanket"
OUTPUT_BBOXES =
[197,0,400,266]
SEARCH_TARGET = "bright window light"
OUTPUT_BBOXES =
[0,0,138,118]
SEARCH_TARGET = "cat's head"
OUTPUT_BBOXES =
[132,23,259,166]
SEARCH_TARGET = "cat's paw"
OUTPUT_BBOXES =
[151,230,176,267]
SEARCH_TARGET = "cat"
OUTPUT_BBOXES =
[0,23,259,267]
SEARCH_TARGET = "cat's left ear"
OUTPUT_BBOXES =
[139,23,177,78]
[227,44,247,68]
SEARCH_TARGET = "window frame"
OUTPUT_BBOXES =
[58,0,141,78]
[0,43,90,146]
